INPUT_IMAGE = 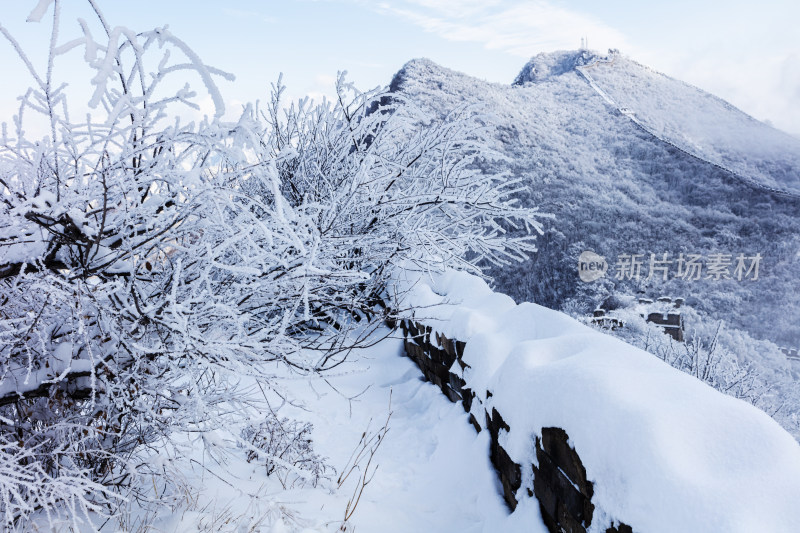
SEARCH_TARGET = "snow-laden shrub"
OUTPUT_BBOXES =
[242,415,331,489]
[0,2,546,529]
[262,75,547,333]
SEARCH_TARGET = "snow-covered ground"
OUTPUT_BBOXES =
[37,271,800,532]
[123,329,541,533]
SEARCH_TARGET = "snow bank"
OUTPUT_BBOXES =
[393,269,800,532]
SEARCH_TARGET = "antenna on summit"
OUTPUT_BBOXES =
[580,37,585,50]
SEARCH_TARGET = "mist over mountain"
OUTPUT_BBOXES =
[388,50,800,350]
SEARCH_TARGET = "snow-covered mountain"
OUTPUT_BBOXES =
[388,50,800,352]
[515,50,800,197]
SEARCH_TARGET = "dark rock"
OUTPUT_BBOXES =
[534,446,593,525]
[455,340,466,357]
[557,502,588,533]
[442,384,462,403]
[422,324,433,346]
[448,372,466,392]
[540,427,593,499]
[468,412,482,433]
[606,523,634,533]
[496,444,521,510]
[486,408,509,438]
[461,387,474,412]
[484,408,520,510]
[442,336,456,357]
[431,346,456,369]
[533,428,595,533]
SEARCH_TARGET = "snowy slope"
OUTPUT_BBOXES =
[394,269,800,533]
[569,52,800,196]
[123,332,542,533]
[129,271,800,533]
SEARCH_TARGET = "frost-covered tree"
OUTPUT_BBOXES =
[0,2,545,529]
[263,75,546,334]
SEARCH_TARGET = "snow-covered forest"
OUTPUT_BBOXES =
[1,2,799,532]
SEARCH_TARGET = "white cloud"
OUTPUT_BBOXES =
[373,0,630,57]
[222,7,277,24]
[280,73,340,108]
[398,0,505,18]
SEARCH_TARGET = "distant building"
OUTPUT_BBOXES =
[591,295,685,341]
[646,312,684,342]
[781,347,800,362]
[590,308,623,330]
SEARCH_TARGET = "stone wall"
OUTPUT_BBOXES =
[400,318,633,533]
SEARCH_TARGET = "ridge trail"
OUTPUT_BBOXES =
[575,55,800,201]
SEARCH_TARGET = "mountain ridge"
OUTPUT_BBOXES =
[388,52,800,352]
[396,50,800,196]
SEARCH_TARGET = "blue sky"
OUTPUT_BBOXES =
[1,0,799,135]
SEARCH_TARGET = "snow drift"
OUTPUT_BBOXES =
[393,269,800,532]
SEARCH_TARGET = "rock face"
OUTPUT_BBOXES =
[399,317,632,532]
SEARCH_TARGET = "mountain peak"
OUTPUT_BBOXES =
[513,49,618,85]
[389,57,464,94]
